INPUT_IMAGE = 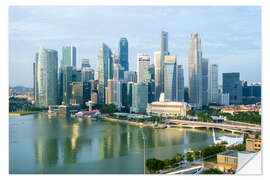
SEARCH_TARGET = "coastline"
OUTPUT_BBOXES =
[9,111,40,116]
[102,116,144,127]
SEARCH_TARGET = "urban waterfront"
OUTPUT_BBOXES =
[9,114,240,174]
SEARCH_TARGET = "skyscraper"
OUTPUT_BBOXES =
[160,31,169,93]
[113,63,124,81]
[118,37,129,71]
[124,71,137,83]
[62,46,76,67]
[81,58,90,69]
[33,52,39,102]
[223,72,243,105]
[131,82,148,113]
[163,55,177,101]
[188,33,203,108]
[208,64,219,104]
[202,58,209,106]
[82,67,95,82]
[98,42,113,104]
[160,31,169,61]
[176,65,184,102]
[137,53,150,83]
[36,47,58,107]
[62,66,73,105]
[106,79,114,105]
[154,51,162,100]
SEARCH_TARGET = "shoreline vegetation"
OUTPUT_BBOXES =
[9,111,40,116]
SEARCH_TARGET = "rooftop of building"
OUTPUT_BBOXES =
[218,151,238,157]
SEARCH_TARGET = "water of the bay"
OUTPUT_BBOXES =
[9,113,239,174]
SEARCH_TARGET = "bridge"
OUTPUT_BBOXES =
[165,119,261,133]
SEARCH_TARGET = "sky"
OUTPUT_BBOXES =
[9,6,261,87]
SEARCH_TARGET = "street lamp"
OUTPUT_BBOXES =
[140,128,146,174]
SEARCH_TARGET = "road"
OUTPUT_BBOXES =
[165,119,261,132]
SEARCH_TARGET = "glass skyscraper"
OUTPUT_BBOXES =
[208,64,219,104]
[36,47,58,107]
[98,42,113,105]
[202,58,209,106]
[164,55,177,101]
[176,65,184,102]
[223,72,243,104]
[62,46,76,67]
[118,37,129,71]
[188,33,203,108]
[131,82,148,113]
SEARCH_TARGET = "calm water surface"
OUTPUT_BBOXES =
[9,113,236,174]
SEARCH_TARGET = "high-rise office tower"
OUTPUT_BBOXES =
[69,82,83,105]
[98,42,113,105]
[33,52,39,102]
[113,81,122,110]
[62,46,76,67]
[176,65,184,102]
[36,47,58,107]
[113,63,124,81]
[188,33,203,108]
[131,82,148,113]
[124,71,137,83]
[137,53,150,83]
[202,58,209,106]
[160,31,169,61]
[121,82,128,109]
[82,67,95,82]
[62,66,73,105]
[154,51,162,100]
[59,46,76,104]
[81,58,90,69]
[118,37,129,71]
[160,31,169,93]
[82,82,91,107]
[223,72,243,105]
[127,82,134,107]
[106,79,114,104]
[208,64,219,104]
[164,55,177,101]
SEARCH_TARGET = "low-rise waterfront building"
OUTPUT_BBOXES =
[217,151,238,173]
[221,105,261,115]
[246,138,261,152]
[146,93,191,117]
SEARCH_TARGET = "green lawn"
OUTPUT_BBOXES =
[9,111,40,115]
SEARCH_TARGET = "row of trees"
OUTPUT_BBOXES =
[223,111,261,124]
[145,143,227,174]
[9,97,46,112]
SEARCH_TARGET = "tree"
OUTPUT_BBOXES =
[201,144,226,158]
[146,158,165,174]
[99,104,116,114]
[163,158,170,167]
[203,168,223,174]
[185,152,193,162]
[176,153,185,162]
[192,150,201,159]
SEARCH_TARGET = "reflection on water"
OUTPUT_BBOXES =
[9,114,238,174]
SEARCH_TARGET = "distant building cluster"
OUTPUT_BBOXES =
[32,31,261,114]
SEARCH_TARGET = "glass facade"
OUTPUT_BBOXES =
[118,38,129,71]
[164,55,177,101]
[37,47,58,107]
[62,46,76,67]
[222,72,243,104]
[98,42,113,105]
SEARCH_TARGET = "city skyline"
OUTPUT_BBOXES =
[9,6,261,87]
